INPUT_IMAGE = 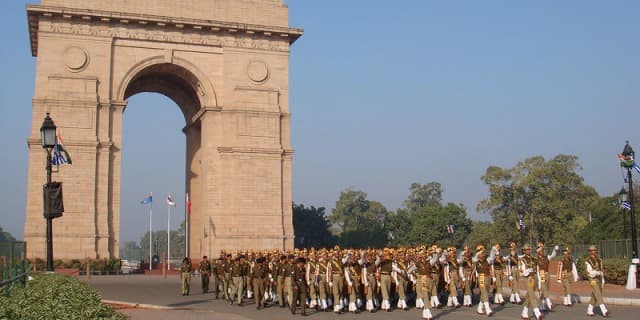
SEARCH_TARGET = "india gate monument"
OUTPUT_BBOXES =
[24,0,302,260]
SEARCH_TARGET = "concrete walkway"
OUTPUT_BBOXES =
[85,275,640,320]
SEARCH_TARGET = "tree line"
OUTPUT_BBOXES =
[294,154,639,249]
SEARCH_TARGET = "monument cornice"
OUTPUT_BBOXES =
[27,4,303,57]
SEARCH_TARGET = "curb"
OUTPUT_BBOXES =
[102,299,180,310]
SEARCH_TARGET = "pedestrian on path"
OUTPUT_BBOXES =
[181,257,192,296]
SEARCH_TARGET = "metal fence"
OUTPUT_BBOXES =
[574,239,640,259]
[0,241,29,295]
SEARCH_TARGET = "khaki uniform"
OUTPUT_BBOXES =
[363,261,378,311]
[379,258,393,310]
[507,252,521,303]
[222,258,232,300]
[180,260,192,295]
[493,254,506,301]
[291,263,308,315]
[251,261,268,309]
[329,258,345,311]
[345,262,362,312]
[586,255,605,306]
[558,255,574,298]
[317,260,330,310]
[444,255,460,307]
[199,259,211,293]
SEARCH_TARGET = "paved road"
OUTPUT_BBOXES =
[87,275,640,320]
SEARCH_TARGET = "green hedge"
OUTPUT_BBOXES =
[575,257,630,285]
[0,273,126,320]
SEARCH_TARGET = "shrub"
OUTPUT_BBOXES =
[0,273,126,320]
[575,256,629,285]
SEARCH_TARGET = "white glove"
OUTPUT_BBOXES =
[307,281,311,286]
[554,245,559,251]
[492,277,496,282]
[508,275,513,281]
[557,279,561,284]
[329,282,333,287]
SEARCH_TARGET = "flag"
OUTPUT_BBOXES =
[634,162,640,175]
[387,231,395,240]
[621,201,631,210]
[140,193,152,204]
[167,195,176,206]
[186,192,191,215]
[51,132,72,165]
[447,224,455,234]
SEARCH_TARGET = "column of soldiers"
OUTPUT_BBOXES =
[188,242,609,319]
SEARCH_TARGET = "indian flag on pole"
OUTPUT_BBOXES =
[167,195,176,206]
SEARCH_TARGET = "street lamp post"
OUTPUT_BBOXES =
[40,113,57,272]
[620,141,639,290]
[620,187,628,240]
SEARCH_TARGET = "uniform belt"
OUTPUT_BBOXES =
[380,272,391,275]
[332,272,341,275]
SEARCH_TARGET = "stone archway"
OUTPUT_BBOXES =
[24,0,302,260]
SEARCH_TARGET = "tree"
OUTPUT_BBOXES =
[388,182,472,248]
[0,226,16,242]
[119,241,143,261]
[329,189,389,248]
[465,221,499,247]
[292,203,336,248]
[138,220,185,264]
[478,154,598,246]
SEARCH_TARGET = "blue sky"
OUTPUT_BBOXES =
[2,1,639,243]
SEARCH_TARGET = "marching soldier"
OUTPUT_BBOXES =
[223,253,233,301]
[252,256,269,310]
[180,257,192,296]
[291,257,309,316]
[585,245,609,317]
[556,246,578,307]
[536,242,558,311]
[429,245,445,308]
[519,243,543,320]
[328,250,346,313]
[345,252,363,313]
[276,255,288,307]
[444,246,461,308]
[393,249,410,310]
[415,247,440,320]
[199,255,211,294]
[459,245,474,307]
[492,243,507,305]
[317,251,330,311]
[379,248,394,311]
[285,254,296,308]
[363,250,379,312]
[507,242,523,304]
[306,251,319,310]
[473,245,494,316]
[230,255,248,306]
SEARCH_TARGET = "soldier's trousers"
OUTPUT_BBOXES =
[292,281,308,314]
[277,275,286,306]
[463,269,472,295]
[201,274,210,293]
[253,278,266,307]
[332,273,344,306]
[233,276,244,303]
[495,270,504,296]
[478,274,489,302]
[246,276,253,296]
[417,275,434,309]
[524,276,539,308]
[365,274,377,302]
[561,271,572,296]
[211,275,220,297]
[539,271,549,299]
[309,280,318,303]
[510,266,520,296]
[318,278,328,302]
[588,278,604,306]
[380,274,392,303]
[181,272,191,295]
[448,271,459,298]
[348,276,361,304]
[285,276,294,306]
[397,276,407,301]
[223,272,232,299]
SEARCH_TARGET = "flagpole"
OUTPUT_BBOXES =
[167,195,171,271]
[149,195,153,271]
[185,192,189,258]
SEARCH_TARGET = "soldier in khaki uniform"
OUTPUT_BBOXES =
[317,251,330,311]
[379,248,394,311]
[507,242,523,304]
[536,242,558,311]
[556,246,578,307]
[291,257,309,316]
[444,246,461,308]
[328,251,346,313]
[363,250,379,312]
[415,248,439,320]
[223,254,233,300]
[519,244,543,320]
[393,250,410,310]
[180,257,192,296]
[276,255,288,307]
[199,256,211,294]
[345,253,363,313]
[473,245,494,316]
[306,251,319,310]
[460,245,474,307]
[492,243,506,305]
[585,245,609,317]
[251,256,268,310]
